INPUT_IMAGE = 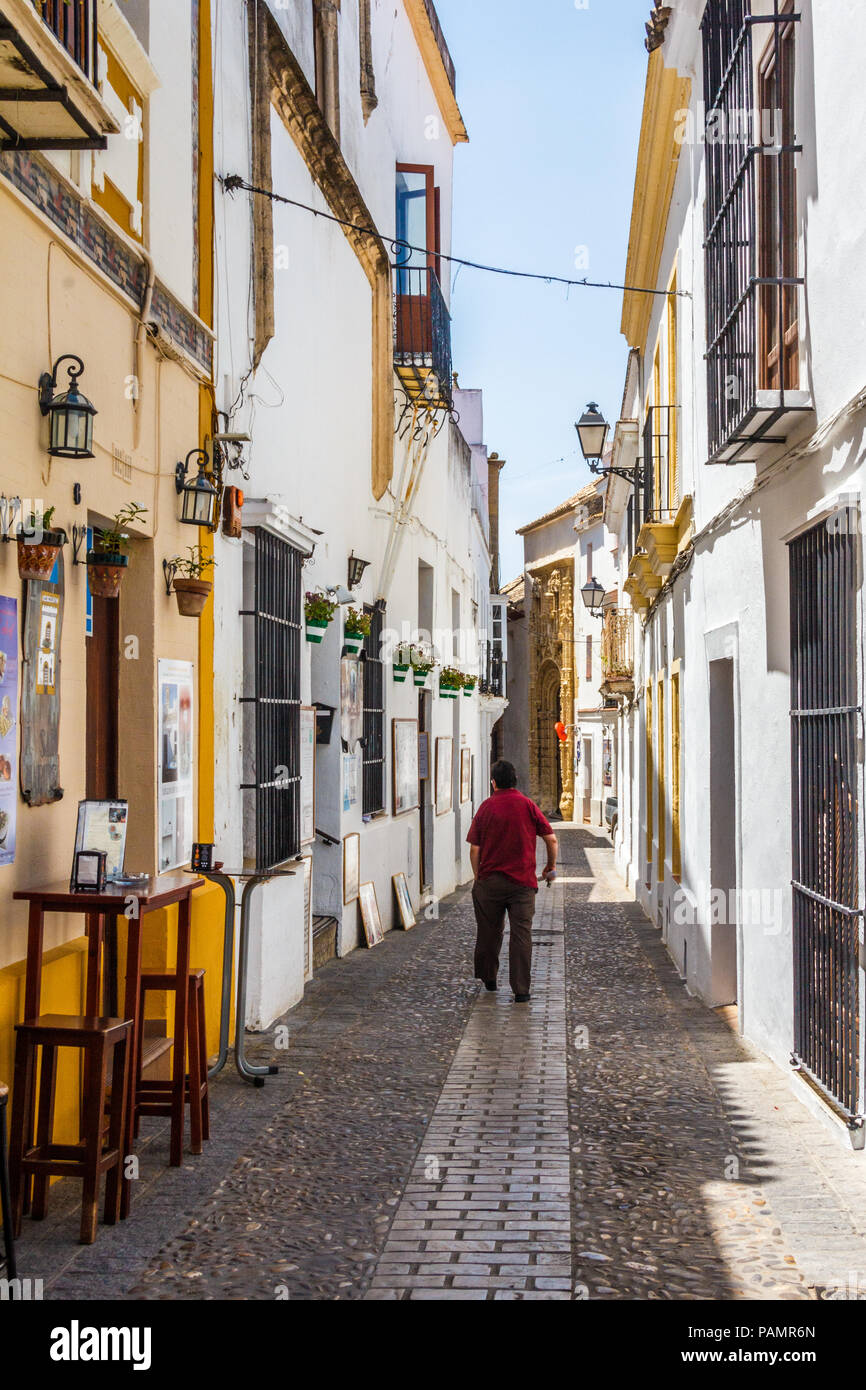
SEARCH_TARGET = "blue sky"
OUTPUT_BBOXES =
[434,0,652,582]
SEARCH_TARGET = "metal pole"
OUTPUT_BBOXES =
[235,875,280,1086]
[196,871,237,1080]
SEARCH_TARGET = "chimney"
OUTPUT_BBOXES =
[487,452,506,593]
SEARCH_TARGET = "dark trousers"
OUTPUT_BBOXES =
[472,873,537,997]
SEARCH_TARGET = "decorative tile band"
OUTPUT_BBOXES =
[0,150,212,375]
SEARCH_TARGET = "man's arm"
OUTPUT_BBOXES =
[470,844,481,880]
[539,833,558,884]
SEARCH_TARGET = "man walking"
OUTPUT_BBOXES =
[467,760,559,1003]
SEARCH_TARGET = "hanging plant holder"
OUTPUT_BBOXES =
[86,551,128,599]
[393,664,410,684]
[173,577,212,618]
[343,631,365,656]
[463,682,476,698]
[306,619,330,645]
[439,684,459,700]
[17,529,67,582]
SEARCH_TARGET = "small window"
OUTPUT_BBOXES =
[362,605,385,814]
[586,636,593,683]
[758,3,798,390]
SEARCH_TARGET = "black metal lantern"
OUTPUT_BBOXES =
[581,577,606,617]
[575,402,610,465]
[347,553,371,589]
[38,355,96,459]
[175,449,218,528]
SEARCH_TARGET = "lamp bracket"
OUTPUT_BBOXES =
[163,558,178,596]
[590,460,645,487]
[71,524,87,565]
[39,354,85,415]
[176,448,211,494]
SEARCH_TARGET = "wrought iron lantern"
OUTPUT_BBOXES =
[175,449,219,528]
[38,355,96,459]
[347,553,371,590]
[581,577,606,617]
[575,402,610,465]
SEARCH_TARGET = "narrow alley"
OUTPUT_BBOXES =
[15,828,866,1304]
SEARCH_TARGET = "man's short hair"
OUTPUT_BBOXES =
[491,760,518,789]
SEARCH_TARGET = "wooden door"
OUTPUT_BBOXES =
[85,592,119,800]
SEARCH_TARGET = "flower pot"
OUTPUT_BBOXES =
[413,671,430,688]
[173,577,212,618]
[17,529,66,582]
[439,685,459,700]
[343,631,365,656]
[463,684,475,698]
[393,664,410,684]
[306,618,330,645]
[86,550,128,599]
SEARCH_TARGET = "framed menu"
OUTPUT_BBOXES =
[435,737,453,817]
[72,799,129,882]
[392,718,420,816]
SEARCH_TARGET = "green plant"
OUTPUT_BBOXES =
[173,546,216,580]
[95,503,148,555]
[305,591,337,625]
[345,607,372,638]
[439,665,463,687]
[409,644,434,673]
[19,505,58,535]
[393,641,413,666]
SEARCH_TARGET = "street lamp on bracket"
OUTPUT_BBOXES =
[575,401,643,487]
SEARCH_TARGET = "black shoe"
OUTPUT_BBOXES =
[484,980,497,992]
[514,993,531,1004]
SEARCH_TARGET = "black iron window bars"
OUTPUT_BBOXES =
[362,604,385,815]
[702,0,803,462]
[789,511,862,1123]
[240,528,302,872]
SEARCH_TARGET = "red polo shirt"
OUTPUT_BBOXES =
[467,790,554,890]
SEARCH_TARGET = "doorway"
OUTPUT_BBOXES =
[709,658,738,1005]
[583,736,593,823]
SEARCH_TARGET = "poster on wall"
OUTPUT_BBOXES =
[392,719,420,816]
[0,596,18,864]
[20,559,63,806]
[603,738,613,789]
[435,737,453,817]
[342,752,359,812]
[341,655,364,751]
[158,659,194,872]
[36,592,59,696]
[300,706,316,845]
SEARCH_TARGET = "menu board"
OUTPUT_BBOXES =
[0,596,18,865]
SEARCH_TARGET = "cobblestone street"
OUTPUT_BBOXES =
[15,828,866,1302]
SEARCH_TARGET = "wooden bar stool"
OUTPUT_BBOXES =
[134,970,210,1158]
[9,1016,131,1245]
[0,1081,16,1279]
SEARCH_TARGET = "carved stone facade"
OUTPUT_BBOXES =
[528,560,575,820]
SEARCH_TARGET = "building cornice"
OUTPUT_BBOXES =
[620,49,691,351]
[242,499,320,556]
[402,0,468,145]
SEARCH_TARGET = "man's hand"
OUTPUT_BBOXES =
[539,866,557,885]
[539,832,558,885]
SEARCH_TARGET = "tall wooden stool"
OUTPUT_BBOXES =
[134,970,209,1159]
[0,1082,16,1279]
[9,1016,131,1245]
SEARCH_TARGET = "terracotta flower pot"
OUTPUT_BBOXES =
[86,550,128,599]
[173,577,212,618]
[17,529,66,582]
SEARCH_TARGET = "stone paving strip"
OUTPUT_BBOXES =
[365,881,571,1300]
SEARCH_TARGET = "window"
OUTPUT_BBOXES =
[313,0,340,142]
[241,529,303,871]
[702,0,802,462]
[645,682,653,870]
[758,3,798,390]
[657,677,666,878]
[671,669,681,880]
[667,269,678,504]
[585,636,593,683]
[362,604,385,814]
[395,164,438,288]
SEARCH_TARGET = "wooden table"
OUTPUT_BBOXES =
[13,872,204,1218]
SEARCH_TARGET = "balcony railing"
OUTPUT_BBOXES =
[33,0,97,81]
[479,645,505,699]
[394,265,452,410]
[641,405,677,526]
[601,613,633,682]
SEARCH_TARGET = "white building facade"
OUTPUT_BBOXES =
[608,0,866,1134]
[210,0,506,1028]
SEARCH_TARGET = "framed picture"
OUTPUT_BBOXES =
[300,705,316,845]
[392,872,416,931]
[358,881,385,949]
[460,748,472,804]
[73,799,128,882]
[435,737,453,817]
[158,659,194,872]
[343,832,360,905]
[392,718,420,816]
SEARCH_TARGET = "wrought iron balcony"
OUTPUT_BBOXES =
[600,612,634,703]
[394,265,453,411]
[641,405,678,526]
[479,645,505,699]
[0,0,116,149]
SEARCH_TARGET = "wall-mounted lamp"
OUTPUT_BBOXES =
[576,400,642,486]
[175,449,218,528]
[347,553,371,589]
[38,355,96,459]
[581,578,606,619]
